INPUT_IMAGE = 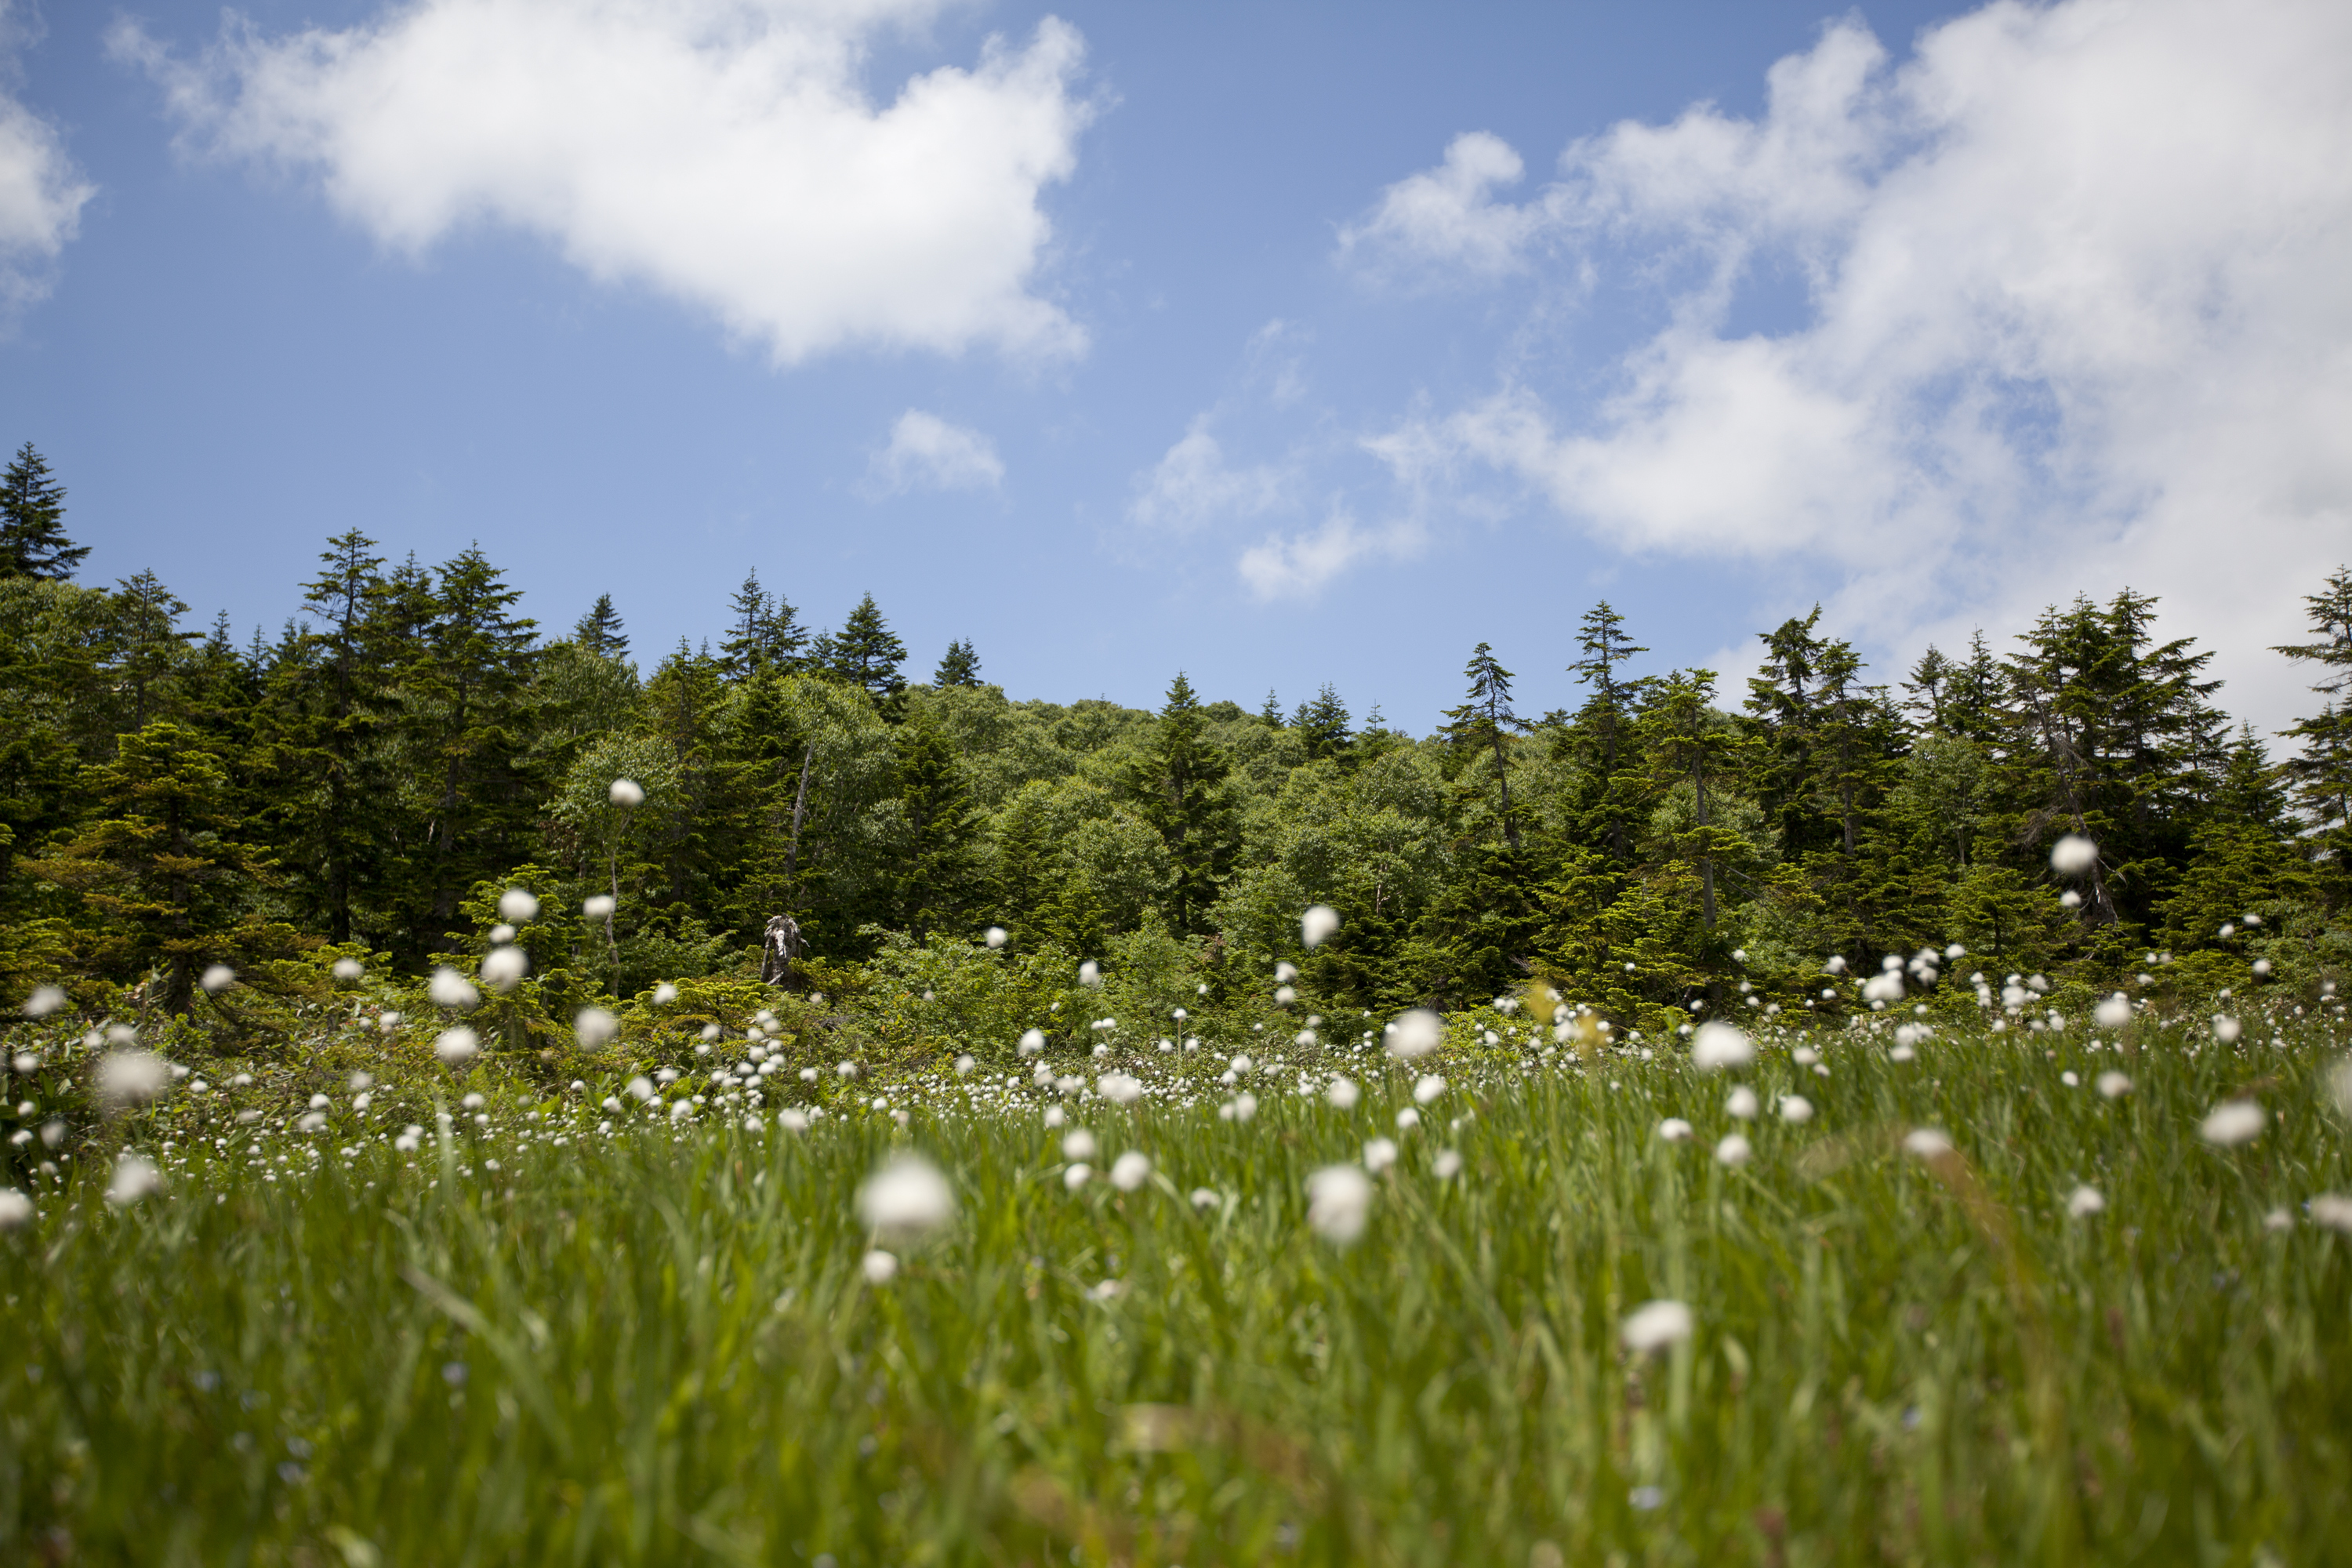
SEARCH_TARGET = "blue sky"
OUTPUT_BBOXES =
[2,0,2347,733]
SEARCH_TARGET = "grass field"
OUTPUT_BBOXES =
[3,999,2349,1566]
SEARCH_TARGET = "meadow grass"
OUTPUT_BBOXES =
[2,1013,2348,1566]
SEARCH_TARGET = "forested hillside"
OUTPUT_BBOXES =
[5,441,2348,1040]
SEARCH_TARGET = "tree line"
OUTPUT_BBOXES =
[4,441,2348,1036]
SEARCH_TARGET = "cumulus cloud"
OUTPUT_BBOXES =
[869,408,1002,494]
[1129,416,1288,532]
[1348,0,2352,728]
[113,0,1093,365]
[0,3,95,313]
[1236,506,1420,601]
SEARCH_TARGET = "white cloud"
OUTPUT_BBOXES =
[1236,506,1420,601]
[114,0,1092,365]
[0,3,95,313]
[1351,0,2352,730]
[1128,416,1287,532]
[869,408,1002,494]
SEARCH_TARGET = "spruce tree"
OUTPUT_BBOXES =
[1439,642,1529,851]
[107,570,198,731]
[1292,684,1352,760]
[574,593,630,659]
[1127,673,1236,934]
[0,444,87,581]
[1647,669,1743,933]
[895,713,983,936]
[719,570,808,681]
[932,639,982,687]
[816,593,908,713]
[2274,567,2352,902]
[1566,602,1653,862]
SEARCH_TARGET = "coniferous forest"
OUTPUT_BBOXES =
[5,439,2349,1033]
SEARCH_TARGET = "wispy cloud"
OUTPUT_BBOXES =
[868,409,1004,495]
[1128,416,1288,532]
[0,1,94,315]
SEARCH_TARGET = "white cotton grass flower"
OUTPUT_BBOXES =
[106,1153,162,1207]
[1363,1138,1399,1173]
[331,957,365,982]
[1904,1128,1955,1159]
[2096,1071,2132,1099]
[1098,1073,1143,1106]
[428,968,479,1011]
[2198,1100,2264,1148]
[2092,993,2132,1030]
[1433,1149,1464,1179]
[583,895,616,920]
[1621,1299,1694,1355]
[488,924,516,945]
[1726,1086,1759,1120]
[1860,971,1904,1004]
[0,1188,33,1230]
[861,1249,898,1285]
[608,777,645,808]
[2308,1194,2352,1235]
[434,1027,481,1066]
[2212,1014,2242,1044]
[1388,1009,1443,1060]
[1413,1074,1446,1105]
[96,1050,170,1106]
[1778,1095,1813,1124]
[2332,1060,2352,1121]
[1189,1186,1221,1210]
[985,926,1007,949]
[1690,1022,1754,1071]
[1657,1118,1694,1143]
[1394,1107,1420,1131]
[652,982,677,1006]
[1325,1076,1360,1110]
[1301,905,1341,949]
[953,1054,976,1076]
[2050,834,2099,876]
[1062,1163,1091,1191]
[24,985,67,1018]
[1062,1128,1098,1162]
[481,946,528,993]
[497,887,539,923]
[200,964,236,993]
[1305,1164,1374,1243]
[1110,1151,1152,1192]
[575,1007,619,1048]
[1078,960,1102,988]
[2067,1185,2106,1218]
[858,1153,955,1240]
[1715,1134,1751,1167]
[1274,961,1298,984]
[1018,1029,1045,1057]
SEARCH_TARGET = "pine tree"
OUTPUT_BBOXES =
[1566,602,1653,862]
[1127,672,1236,934]
[1258,689,1283,727]
[0,444,88,581]
[107,570,198,731]
[574,593,630,659]
[815,593,909,714]
[1647,669,1744,934]
[1439,642,1529,851]
[719,570,808,681]
[2274,568,2352,902]
[933,639,982,687]
[1292,684,1352,760]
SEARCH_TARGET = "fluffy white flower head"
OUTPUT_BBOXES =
[200,964,236,993]
[985,926,1007,949]
[1690,1022,1754,1071]
[497,887,539,923]
[2067,1185,2106,1218]
[2050,834,2099,876]
[429,968,479,1011]
[583,895,616,920]
[2199,1100,2264,1148]
[575,1007,619,1048]
[434,1027,481,1065]
[105,1153,162,1207]
[1109,1151,1152,1192]
[481,946,528,993]
[1621,1298,1693,1353]
[1387,1008,1443,1061]
[96,1050,170,1106]
[24,985,67,1018]
[608,778,645,808]
[1301,904,1340,949]
[1305,1163,1374,1243]
[858,1153,956,1240]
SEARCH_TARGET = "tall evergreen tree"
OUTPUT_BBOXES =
[1648,669,1743,933]
[815,593,908,713]
[1439,643,1529,851]
[107,570,198,731]
[1292,684,1352,760]
[895,712,984,937]
[933,639,982,687]
[2274,567,2352,901]
[0,444,87,581]
[1566,602,1652,862]
[574,593,630,659]
[1127,673,1236,934]
[719,570,808,681]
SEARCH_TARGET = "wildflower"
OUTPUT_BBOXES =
[1326,1076,1360,1109]
[2198,1100,2264,1147]
[1395,1107,1420,1131]
[2309,1195,2352,1234]
[0,1189,31,1229]
[429,968,479,1011]
[1305,1164,1374,1243]
[1190,1187,1221,1210]
[24,985,66,1018]
[1363,1137,1399,1174]
[1433,1149,1464,1179]
[1621,1299,1693,1353]
[96,1050,170,1106]
[608,778,644,808]
[1657,1118,1693,1143]
[1224,1092,1258,1122]
[1413,1074,1446,1105]
[2095,1071,2132,1099]
[481,946,527,993]
[583,895,616,920]
[652,982,677,1005]
[1388,1009,1443,1060]
[434,1027,481,1065]
[858,1154,955,1239]
[1062,1128,1098,1163]
[1098,1073,1143,1106]
[1690,1022,1753,1071]
[1275,961,1298,984]
[1726,1086,1758,1120]
[2092,994,2132,1029]
[1063,1163,1091,1190]
[985,926,1007,949]
[1778,1095,1813,1123]
[1824,956,1847,975]
[669,1100,694,1122]
[862,1250,898,1285]
[498,888,539,923]
[1861,971,1904,1004]
[1079,960,1102,988]
[106,1153,162,1206]
[1019,1029,1044,1056]
[1715,1134,1751,1167]
[952,1054,976,1076]
[1274,985,1297,1006]
[200,965,236,993]
[1110,1151,1152,1192]
[1904,1128,1955,1159]
[575,1007,618,1048]
[2212,1015,2242,1044]
[2050,834,2098,876]
[2252,959,2272,977]
[2067,1185,2105,1218]
[1302,905,1341,949]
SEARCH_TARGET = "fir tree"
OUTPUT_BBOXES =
[1292,684,1352,760]
[574,593,630,659]
[933,639,982,687]
[1439,642,1529,851]
[815,592,909,714]
[1127,673,1236,934]
[2274,568,2352,902]
[0,444,87,581]
[1566,602,1653,862]
[895,713,984,937]
[107,570,198,731]
[719,570,808,681]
